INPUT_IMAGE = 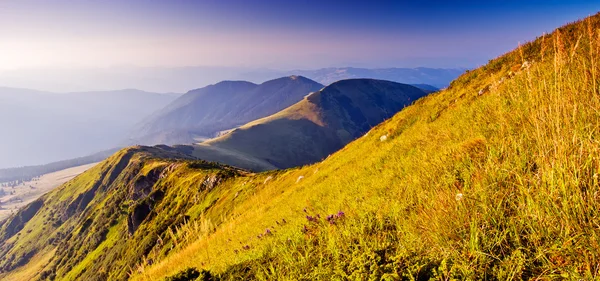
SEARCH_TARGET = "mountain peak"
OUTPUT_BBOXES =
[198,78,428,169]
[129,76,324,145]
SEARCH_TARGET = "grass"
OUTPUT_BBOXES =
[133,14,600,280]
[2,13,600,281]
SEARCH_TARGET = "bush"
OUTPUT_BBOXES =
[164,267,215,281]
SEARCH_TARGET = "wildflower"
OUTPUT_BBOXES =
[326,214,336,224]
[301,225,309,233]
[380,135,388,141]
[336,211,345,218]
[265,229,272,235]
[306,215,317,222]
[455,193,464,201]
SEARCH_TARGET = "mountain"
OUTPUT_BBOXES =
[0,88,178,169]
[2,12,600,281]
[128,76,324,145]
[191,79,428,170]
[287,67,465,89]
[0,66,460,93]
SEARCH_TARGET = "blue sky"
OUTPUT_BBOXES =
[0,0,598,69]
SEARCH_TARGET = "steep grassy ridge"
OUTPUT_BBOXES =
[133,14,600,280]
[0,147,248,281]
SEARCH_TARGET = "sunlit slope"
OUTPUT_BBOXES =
[196,79,427,170]
[2,12,600,281]
[0,146,251,281]
[135,14,600,280]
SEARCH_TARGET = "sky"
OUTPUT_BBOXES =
[0,0,599,70]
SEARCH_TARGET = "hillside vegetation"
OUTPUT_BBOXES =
[1,13,600,281]
[136,14,600,280]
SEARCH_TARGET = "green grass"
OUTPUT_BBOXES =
[2,13,600,281]
[134,14,600,280]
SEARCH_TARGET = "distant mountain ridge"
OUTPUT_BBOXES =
[129,76,324,145]
[0,66,462,93]
[285,67,465,88]
[191,78,428,170]
[0,87,178,168]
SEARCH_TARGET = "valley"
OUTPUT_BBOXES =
[0,163,97,221]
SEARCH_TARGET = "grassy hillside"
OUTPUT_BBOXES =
[2,12,600,281]
[130,76,324,145]
[135,13,600,280]
[195,79,427,170]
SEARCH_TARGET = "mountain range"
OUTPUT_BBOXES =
[285,67,465,89]
[1,12,597,281]
[0,88,179,169]
[191,79,427,170]
[0,66,464,93]
[128,76,324,146]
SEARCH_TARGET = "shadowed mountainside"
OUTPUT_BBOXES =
[128,76,324,145]
[192,79,427,170]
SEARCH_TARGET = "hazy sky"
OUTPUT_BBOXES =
[0,0,599,70]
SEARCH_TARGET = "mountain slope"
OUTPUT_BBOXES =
[193,79,427,170]
[2,12,600,281]
[129,76,324,145]
[0,88,177,168]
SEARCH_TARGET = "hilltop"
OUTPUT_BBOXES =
[2,12,600,281]
[129,76,324,145]
[192,79,427,170]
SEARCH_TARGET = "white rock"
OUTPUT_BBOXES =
[380,135,388,142]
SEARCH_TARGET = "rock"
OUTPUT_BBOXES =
[201,175,221,191]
